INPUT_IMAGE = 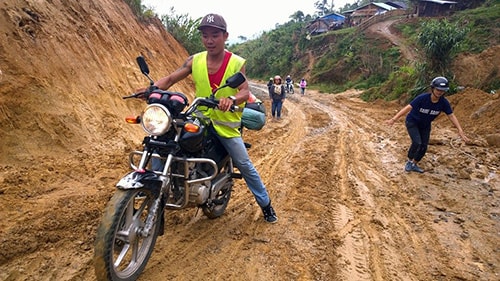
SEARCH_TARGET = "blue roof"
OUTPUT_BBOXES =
[320,12,346,21]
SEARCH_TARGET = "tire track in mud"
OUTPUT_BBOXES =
[298,92,443,281]
[272,94,345,280]
[320,93,421,280]
[243,91,379,280]
[298,93,376,280]
[316,93,473,280]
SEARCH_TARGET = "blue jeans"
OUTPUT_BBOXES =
[271,99,283,118]
[405,120,431,162]
[215,133,271,208]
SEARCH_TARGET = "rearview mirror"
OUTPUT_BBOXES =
[136,56,150,75]
[225,72,246,89]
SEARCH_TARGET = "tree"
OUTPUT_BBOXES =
[314,0,334,16]
[290,11,306,22]
[160,7,203,54]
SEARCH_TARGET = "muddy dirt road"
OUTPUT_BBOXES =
[1,86,499,281]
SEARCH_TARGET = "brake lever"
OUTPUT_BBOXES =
[229,105,243,113]
[123,92,144,99]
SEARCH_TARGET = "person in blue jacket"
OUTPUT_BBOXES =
[386,76,470,173]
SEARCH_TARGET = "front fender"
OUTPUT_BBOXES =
[116,171,162,191]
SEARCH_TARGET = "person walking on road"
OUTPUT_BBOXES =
[386,76,470,173]
[299,78,307,95]
[270,75,286,120]
[143,13,278,223]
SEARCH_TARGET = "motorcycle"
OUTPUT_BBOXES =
[93,56,248,281]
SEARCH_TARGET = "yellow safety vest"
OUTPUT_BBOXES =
[192,51,246,138]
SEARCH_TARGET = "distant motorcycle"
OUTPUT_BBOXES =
[285,80,294,94]
[94,56,249,281]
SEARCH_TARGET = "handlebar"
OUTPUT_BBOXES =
[123,90,242,114]
[185,97,242,115]
[123,85,160,100]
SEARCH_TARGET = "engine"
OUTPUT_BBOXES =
[187,163,211,205]
[189,183,209,205]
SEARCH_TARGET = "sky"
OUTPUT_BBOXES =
[141,0,354,42]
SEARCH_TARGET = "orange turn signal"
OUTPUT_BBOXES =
[184,123,200,133]
[125,116,140,124]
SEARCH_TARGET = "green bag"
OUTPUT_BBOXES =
[242,101,266,130]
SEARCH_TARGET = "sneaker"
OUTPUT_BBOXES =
[262,202,278,223]
[411,163,424,173]
[404,161,413,172]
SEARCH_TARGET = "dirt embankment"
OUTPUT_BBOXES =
[1,1,499,281]
[0,0,193,165]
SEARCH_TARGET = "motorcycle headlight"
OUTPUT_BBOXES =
[141,104,172,136]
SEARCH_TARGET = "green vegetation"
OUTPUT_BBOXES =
[233,21,404,96]
[232,20,311,80]
[159,8,203,55]
[418,19,468,74]
[123,1,203,54]
[453,0,500,53]
[124,0,155,20]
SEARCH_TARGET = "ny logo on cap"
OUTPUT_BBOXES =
[206,15,215,23]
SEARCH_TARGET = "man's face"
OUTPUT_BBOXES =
[200,27,227,55]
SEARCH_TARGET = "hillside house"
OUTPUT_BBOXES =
[306,12,346,35]
[417,0,457,17]
[347,2,397,26]
[385,1,409,10]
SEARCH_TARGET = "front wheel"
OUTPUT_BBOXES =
[94,188,160,281]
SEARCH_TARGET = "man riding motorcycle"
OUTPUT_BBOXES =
[143,13,278,223]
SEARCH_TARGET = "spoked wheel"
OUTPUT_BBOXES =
[94,188,160,281]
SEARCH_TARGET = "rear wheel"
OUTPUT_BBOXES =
[202,181,232,218]
[94,188,160,281]
[202,163,233,219]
